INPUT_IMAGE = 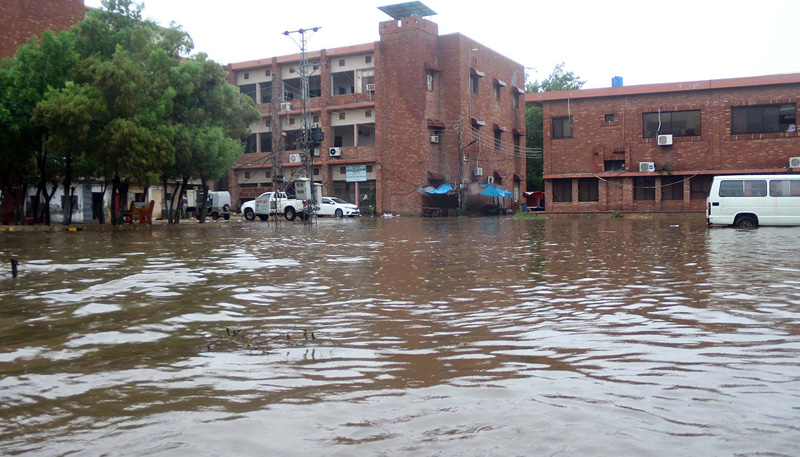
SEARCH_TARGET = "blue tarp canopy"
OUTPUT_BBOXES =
[480,184,512,198]
[424,183,453,195]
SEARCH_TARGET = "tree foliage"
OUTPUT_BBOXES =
[1,0,257,225]
[525,63,586,191]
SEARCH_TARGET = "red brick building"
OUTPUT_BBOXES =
[225,4,526,215]
[527,73,800,213]
[0,0,86,58]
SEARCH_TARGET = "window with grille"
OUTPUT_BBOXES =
[494,130,501,150]
[246,134,257,153]
[552,179,572,202]
[259,132,272,153]
[633,177,655,200]
[259,82,271,104]
[690,175,712,200]
[731,103,796,134]
[552,116,573,139]
[642,110,700,138]
[604,160,625,172]
[470,75,479,95]
[661,176,684,200]
[578,178,598,202]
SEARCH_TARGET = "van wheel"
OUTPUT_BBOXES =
[244,208,255,221]
[285,207,297,221]
[222,204,230,212]
[736,215,758,229]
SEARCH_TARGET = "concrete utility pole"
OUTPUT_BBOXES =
[283,27,321,225]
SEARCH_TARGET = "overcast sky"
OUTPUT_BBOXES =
[85,0,799,89]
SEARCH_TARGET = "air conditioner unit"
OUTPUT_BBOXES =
[486,176,494,184]
[329,147,342,157]
[657,134,673,146]
[289,153,302,163]
[790,157,800,168]
[430,135,440,144]
[366,83,375,92]
[639,162,655,173]
[473,167,483,177]
[280,102,292,112]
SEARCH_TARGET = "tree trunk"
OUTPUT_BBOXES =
[63,149,73,225]
[197,181,208,223]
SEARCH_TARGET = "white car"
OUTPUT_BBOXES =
[318,197,360,217]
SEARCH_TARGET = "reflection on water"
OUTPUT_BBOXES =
[2,218,800,456]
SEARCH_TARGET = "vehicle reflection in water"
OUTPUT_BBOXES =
[1,218,799,456]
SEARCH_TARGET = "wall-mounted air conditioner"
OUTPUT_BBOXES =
[366,83,375,92]
[329,147,342,157]
[790,157,800,168]
[430,135,439,144]
[289,153,302,163]
[639,162,655,173]
[657,134,673,146]
[486,176,494,184]
[280,102,292,112]
[473,167,483,177]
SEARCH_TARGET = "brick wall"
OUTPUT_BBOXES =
[0,0,86,58]
[541,81,800,212]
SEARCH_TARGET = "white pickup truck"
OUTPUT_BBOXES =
[240,191,307,221]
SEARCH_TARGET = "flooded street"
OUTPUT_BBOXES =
[2,217,800,456]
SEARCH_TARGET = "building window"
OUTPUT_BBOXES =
[366,165,373,173]
[239,84,257,104]
[493,130,501,150]
[605,114,615,123]
[246,134,257,153]
[259,82,272,104]
[604,160,625,172]
[642,110,701,138]
[633,177,656,201]
[265,170,271,178]
[513,135,520,154]
[314,168,320,176]
[690,175,713,200]
[470,74,479,95]
[365,55,372,64]
[578,178,598,202]
[340,167,346,174]
[512,92,519,109]
[552,116,573,139]
[552,179,572,202]
[339,112,346,120]
[731,103,797,134]
[243,72,249,80]
[265,69,271,77]
[313,115,320,123]
[427,71,434,91]
[289,118,295,125]
[365,110,372,118]
[244,171,251,179]
[259,132,272,153]
[357,123,375,146]
[661,176,684,201]
[339,59,346,67]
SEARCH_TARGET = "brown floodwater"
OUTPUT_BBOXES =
[1,217,799,456]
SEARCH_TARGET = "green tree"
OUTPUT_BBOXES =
[525,63,586,191]
[0,29,79,224]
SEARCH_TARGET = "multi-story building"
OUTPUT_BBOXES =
[225,3,526,215]
[527,73,800,213]
[0,0,86,58]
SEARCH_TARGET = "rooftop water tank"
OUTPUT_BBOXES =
[612,76,623,87]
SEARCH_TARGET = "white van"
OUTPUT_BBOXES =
[707,174,800,228]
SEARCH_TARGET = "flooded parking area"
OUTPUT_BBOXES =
[1,217,800,456]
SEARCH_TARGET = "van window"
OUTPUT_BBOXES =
[769,180,800,197]
[719,179,767,197]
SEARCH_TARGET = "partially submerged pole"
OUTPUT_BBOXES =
[11,258,18,278]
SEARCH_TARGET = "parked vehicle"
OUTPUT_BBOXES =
[240,191,307,221]
[707,174,800,228]
[318,197,360,217]
[206,191,231,220]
